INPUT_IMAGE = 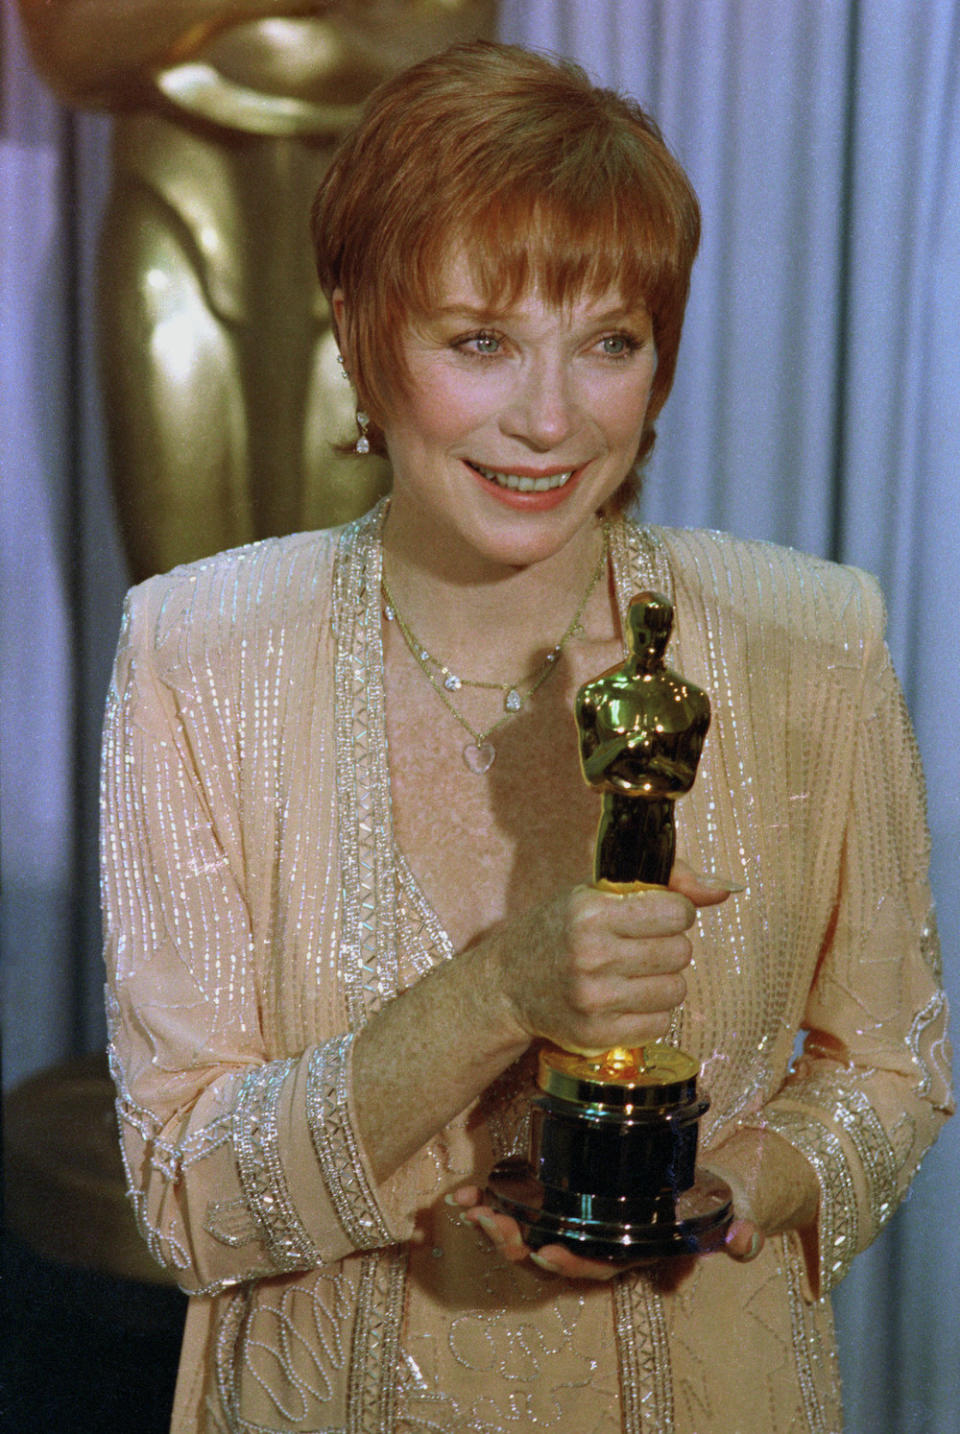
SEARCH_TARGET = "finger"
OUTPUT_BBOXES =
[555,1008,674,1059]
[669,858,745,908]
[591,887,697,939]
[724,1218,764,1262]
[619,968,688,1010]
[446,1185,481,1210]
[564,968,686,1049]
[460,1205,528,1261]
[528,1243,619,1282]
[573,937,689,999]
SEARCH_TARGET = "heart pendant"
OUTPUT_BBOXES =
[462,740,496,775]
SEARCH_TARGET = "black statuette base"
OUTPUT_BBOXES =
[487,1155,732,1260]
[486,1051,733,1260]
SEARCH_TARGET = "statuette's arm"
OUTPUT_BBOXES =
[579,734,644,788]
[18,0,326,105]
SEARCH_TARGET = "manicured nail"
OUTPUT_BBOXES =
[530,1251,563,1274]
[699,873,746,893]
[473,1210,505,1246]
[725,1225,763,1261]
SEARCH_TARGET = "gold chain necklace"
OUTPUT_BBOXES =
[382,524,609,774]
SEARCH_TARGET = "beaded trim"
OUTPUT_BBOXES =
[215,1286,249,1434]
[786,1074,900,1232]
[907,988,951,1100]
[333,505,398,1028]
[233,1058,322,1271]
[609,522,676,1433]
[614,1273,675,1434]
[610,514,672,623]
[332,506,411,1431]
[759,1107,859,1291]
[204,1197,262,1250]
[114,1088,233,1178]
[785,1239,834,1434]
[108,1009,234,1178]
[306,1035,393,1250]
[347,1248,408,1434]
[394,848,455,978]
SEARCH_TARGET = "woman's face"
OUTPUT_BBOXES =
[369,254,658,573]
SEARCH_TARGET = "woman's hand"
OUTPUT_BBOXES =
[446,1187,764,1285]
[487,860,737,1057]
[355,862,739,1191]
[454,863,751,1282]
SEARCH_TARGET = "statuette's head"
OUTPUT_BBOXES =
[627,592,673,665]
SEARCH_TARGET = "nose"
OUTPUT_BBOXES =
[500,356,580,451]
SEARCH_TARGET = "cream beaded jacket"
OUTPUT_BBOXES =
[101,508,951,1434]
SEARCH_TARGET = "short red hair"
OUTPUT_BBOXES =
[311,40,700,467]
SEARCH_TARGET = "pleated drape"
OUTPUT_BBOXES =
[1,7,122,1084]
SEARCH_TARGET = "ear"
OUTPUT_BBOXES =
[331,288,350,366]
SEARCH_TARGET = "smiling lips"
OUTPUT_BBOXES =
[468,460,580,494]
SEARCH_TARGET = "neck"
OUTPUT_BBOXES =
[381,509,614,680]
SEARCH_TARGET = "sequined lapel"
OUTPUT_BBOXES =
[332,503,408,1434]
[332,502,400,1029]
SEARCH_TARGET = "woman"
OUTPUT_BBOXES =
[101,41,951,1433]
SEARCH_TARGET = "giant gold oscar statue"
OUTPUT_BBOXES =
[18,0,497,581]
[488,593,733,1258]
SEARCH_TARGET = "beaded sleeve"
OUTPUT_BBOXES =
[739,579,952,1296]
[100,550,404,1293]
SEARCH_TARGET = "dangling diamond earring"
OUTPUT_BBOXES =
[336,351,349,380]
[354,410,371,455]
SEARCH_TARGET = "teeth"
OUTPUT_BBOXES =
[472,462,575,492]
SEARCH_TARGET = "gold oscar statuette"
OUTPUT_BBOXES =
[487,592,733,1258]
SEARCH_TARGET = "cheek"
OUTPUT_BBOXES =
[596,386,655,449]
[406,375,493,444]
[623,364,657,435]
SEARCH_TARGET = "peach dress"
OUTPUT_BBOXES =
[101,506,951,1432]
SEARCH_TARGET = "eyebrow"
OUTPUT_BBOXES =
[431,301,646,324]
[432,304,504,322]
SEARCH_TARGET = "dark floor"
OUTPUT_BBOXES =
[2,1233,186,1434]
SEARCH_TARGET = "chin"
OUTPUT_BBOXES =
[472,510,604,572]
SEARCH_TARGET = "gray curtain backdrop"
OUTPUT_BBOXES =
[2,2,958,1430]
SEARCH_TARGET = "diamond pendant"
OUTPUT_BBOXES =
[462,740,496,775]
[504,688,522,713]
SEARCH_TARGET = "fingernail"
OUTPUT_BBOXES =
[726,1226,763,1261]
[530,1251,563,1274]
[699,873,746,893]
[444,1193,465,1209]
[473,1210,505,1246]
